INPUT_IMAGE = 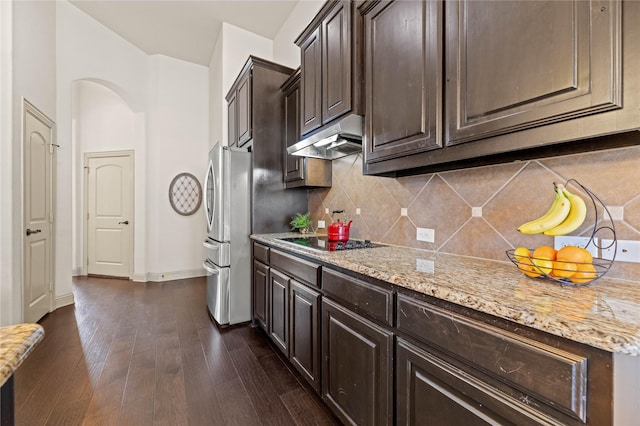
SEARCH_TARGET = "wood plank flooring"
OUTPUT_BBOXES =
[14,276,340,426]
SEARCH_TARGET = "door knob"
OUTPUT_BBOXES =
[118,220,129,225]
[26,228,42,236]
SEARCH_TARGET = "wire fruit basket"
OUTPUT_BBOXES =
[506,179,617,287]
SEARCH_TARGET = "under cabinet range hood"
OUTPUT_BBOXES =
[287,114,363,160]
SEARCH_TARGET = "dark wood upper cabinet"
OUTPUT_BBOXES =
[446,0,622,146]
[282,69,332,189]
[299,26,323,135]
[296,0,363,138]
[227,91,237,147]
[360,0,639,176]
[322,0,352,124]
[236,70,252,146]
[361,0,443,171]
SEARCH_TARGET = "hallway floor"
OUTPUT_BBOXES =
[14,276,339,425]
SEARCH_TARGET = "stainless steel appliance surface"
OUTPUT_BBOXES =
[276,235,385,253]
[203,144,251,326]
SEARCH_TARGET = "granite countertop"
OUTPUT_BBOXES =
[0,323,45,387]
[252,233,640,356]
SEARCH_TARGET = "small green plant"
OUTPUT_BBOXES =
[289,212,313,233]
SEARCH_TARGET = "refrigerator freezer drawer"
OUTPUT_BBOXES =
[203,239,231,267]
[203,260,230,325]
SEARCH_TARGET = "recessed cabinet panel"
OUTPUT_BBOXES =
[227,92,237,147]
[236,71,252,146]
[446,0,622,146]
[252,260,269,331]
[363,0,442,164]
[300,27,323,135]
[322,0,351,123]
[283,75,304,183]
[290,280,321,392]
[269,268,290,356]
[322,298,393,426]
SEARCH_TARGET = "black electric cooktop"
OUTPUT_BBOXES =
[276,236,384,252]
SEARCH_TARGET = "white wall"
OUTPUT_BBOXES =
[57,0,149,299]
[145,55,209,280]
[1,0,56,325]
[272,0,324,68]
[209,22,273,147]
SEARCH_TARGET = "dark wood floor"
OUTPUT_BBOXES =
[15,276,340,426]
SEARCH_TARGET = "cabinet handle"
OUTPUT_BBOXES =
[26,228,42,236]
[118,220,129,225]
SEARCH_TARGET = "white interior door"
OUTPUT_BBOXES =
[86,152,133,278]
[23,100,55,323]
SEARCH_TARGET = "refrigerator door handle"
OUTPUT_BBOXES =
[203,260,220,275]
[203,240,219,250]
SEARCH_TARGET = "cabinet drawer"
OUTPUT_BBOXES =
[253,242,270,264]
[270,249,320,287]
[396,293,588,422]
[322,268,393,326]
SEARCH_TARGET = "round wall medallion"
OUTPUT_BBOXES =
[169,173,202,216]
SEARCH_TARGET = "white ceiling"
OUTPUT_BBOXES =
[69,0,300,66]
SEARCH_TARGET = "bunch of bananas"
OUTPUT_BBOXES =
[517,183,587,236]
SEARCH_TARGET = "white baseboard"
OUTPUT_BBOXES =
[55,292,75,309]
[72,267,83,276]
[139,268,206,283]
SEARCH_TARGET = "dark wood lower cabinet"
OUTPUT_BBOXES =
[252,260,269,332]
[322,298,393,426]
[290,280,321,392]
[396,338,559,426]
[269,268,290,355]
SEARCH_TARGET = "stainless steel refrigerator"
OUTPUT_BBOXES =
[203,144,251,326]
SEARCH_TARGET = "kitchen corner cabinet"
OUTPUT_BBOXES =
[253,246,322,391]
[296,0,363,136]
[252,243,270,332]
[281,69,332,189]
[362,0,640,176]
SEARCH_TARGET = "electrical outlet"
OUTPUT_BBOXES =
[601,239,640,263]
[317,220,325,229]
[416,227,435,243]
[554,236,598,259]
[416,258,435,274]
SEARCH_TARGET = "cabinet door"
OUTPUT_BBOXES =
[227,91,237,147]
[322,298,393,426]
[363,0,442,164]
[283,76,305,183]
[237,70,252,146]
[269,268,290,356]
[252,260,269,331]
[397,338,551,426]
[322,0,351,124]
[300,26,323,135]
[290,280,321,392]
[446,0,622,146]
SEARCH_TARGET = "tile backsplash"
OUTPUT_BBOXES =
[308,145,640,282]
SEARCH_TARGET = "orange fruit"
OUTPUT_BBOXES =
[551,260,578,279]
[518,258,541,278]
[513,247,530,261]
[532,257,554,275]
[557,245,593,264]
[570,263,597,284]
[532,245,557,261]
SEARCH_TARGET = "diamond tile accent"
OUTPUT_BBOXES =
[407,175,470,248]
[305,144,640,282]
